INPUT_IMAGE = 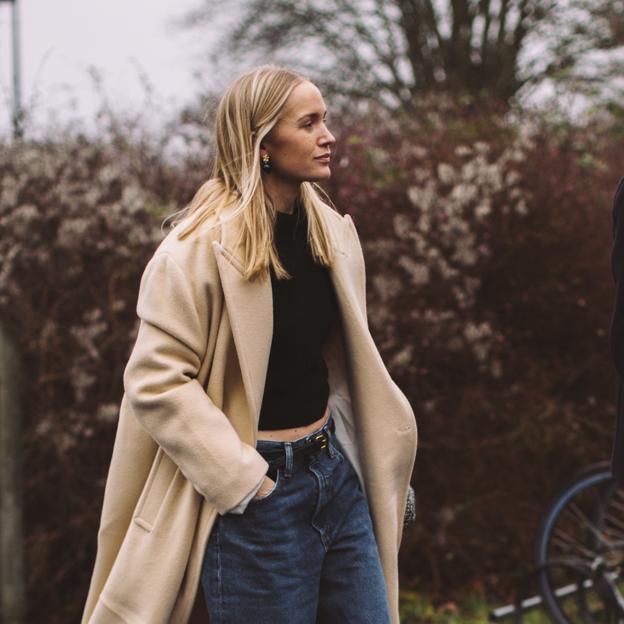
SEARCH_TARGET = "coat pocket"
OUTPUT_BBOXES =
[133,446,179,532]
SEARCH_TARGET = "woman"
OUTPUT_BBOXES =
[81,65,417,624]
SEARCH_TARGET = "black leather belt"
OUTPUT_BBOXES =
[259,418,336,476]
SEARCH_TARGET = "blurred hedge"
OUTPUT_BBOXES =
[1,99,622,621]
[0,110,215,622]
[326,100,621,600]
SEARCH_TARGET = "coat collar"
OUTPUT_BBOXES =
[210,204,356,428]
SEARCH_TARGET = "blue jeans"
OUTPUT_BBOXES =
[200,410,391,623]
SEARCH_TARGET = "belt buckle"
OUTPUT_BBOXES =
[313,432,328,448]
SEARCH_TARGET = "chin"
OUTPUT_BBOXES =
[306,169,332,182]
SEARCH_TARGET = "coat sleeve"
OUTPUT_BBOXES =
[123,251,269,515]
[224,475,265,514]
[609,177,624,484]
[610,176,624,379]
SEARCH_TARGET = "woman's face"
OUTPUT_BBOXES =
[260,81,336,185]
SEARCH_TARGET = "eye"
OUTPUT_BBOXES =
[302,115,328,129]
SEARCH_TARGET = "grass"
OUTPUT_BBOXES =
[399,590,552,623]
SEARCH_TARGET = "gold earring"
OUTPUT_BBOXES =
[261,153,272,172]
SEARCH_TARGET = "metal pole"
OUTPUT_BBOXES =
[0,0,23,139]
[10,0,22,139]
[0,324,25,624]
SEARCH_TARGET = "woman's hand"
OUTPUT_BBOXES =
[252,474,276,500]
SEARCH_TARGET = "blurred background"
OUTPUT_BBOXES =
[1,0,623,622]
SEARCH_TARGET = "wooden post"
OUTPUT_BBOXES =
[0,323,25,623]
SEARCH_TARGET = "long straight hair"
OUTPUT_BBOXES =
[163,64,338,282]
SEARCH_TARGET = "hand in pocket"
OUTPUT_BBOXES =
[252,474,277,500]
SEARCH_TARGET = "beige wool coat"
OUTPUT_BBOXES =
[81,201,418,624]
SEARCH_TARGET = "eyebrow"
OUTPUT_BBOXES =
[296,110,328,122]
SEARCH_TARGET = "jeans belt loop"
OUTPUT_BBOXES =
[263,426,332,470]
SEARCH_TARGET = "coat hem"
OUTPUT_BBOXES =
[95,594,135,624]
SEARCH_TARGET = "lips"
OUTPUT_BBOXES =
[315,154,331,161]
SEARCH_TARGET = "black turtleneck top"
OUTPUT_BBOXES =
[257,202,340,430]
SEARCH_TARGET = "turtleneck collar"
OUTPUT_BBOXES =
[275,197,306,238]
[276,199,306,227]
[275,196,302,218]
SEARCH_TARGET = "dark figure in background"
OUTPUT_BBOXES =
[609,177,624,485]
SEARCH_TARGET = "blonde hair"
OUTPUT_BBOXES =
[163,64,338,281]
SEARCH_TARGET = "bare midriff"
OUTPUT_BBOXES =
[256,405,330,442]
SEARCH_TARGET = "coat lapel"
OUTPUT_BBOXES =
[211,242,273,425]
[211,206,352,429]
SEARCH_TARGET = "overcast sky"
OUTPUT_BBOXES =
[0,0,600,143]
[0,0,214,139]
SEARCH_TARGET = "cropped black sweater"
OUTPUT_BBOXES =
[257,201,339,430]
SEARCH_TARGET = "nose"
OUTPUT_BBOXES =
[320,122,336,149]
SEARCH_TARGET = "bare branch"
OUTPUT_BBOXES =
[498,0,510,47]
[177,0,613,106]
[480,0,493,66]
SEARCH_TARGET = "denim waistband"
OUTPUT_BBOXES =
[256,410,336,454]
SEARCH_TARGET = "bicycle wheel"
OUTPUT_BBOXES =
[535,462,624,624]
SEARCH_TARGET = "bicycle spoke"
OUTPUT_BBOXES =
[535,466,624,624]
[551,529,600,561]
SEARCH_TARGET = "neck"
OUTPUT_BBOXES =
[263,176,299,215]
